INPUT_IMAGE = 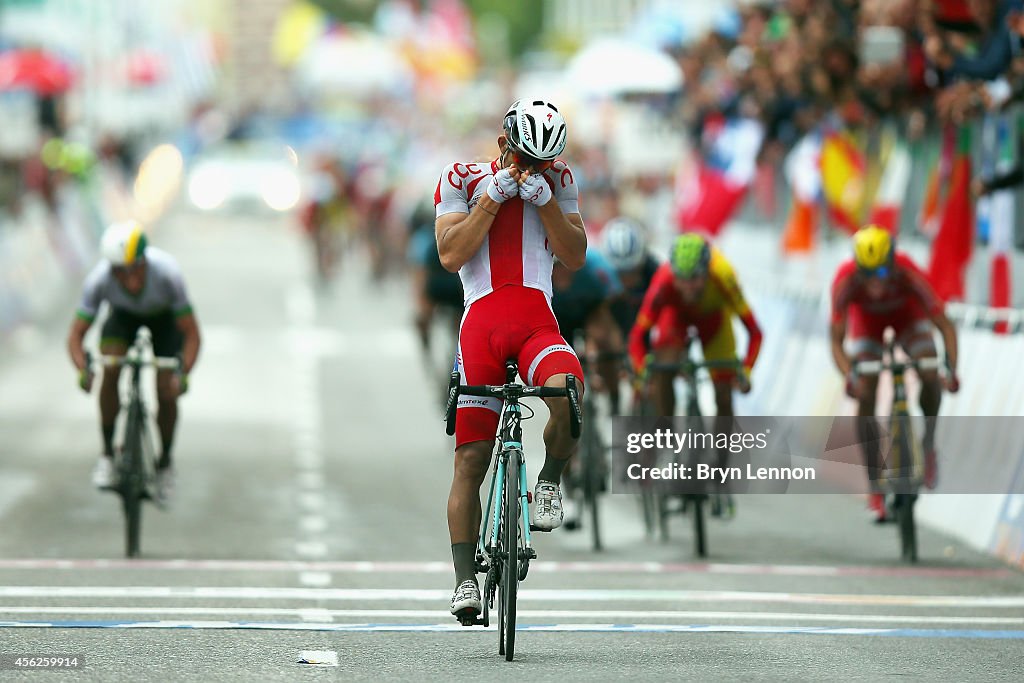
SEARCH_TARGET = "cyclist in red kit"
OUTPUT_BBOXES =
[435,100,587,619]
[830,226,960,522]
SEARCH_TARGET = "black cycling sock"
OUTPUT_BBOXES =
[102,424,116,457]
[452,543,477,587]
[538,453,570,486]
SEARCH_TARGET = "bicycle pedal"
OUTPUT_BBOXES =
[454,609,483,627]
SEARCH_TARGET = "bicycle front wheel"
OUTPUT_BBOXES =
[119,406,146,558]
[582,422,603,552]
[896,494,918,563]
[502,449,520,661]
[691,495,707,557]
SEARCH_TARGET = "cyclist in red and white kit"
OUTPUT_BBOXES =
[435,100,587,619]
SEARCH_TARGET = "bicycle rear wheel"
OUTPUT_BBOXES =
[502,449,520,661]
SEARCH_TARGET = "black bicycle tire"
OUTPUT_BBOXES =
[658,493,670,542]
[583,420,603,552]
[120,404,145,558]
[693,495,707,557]
[503,449,519,661]
[482,565,492,628]
[897,495,918,563]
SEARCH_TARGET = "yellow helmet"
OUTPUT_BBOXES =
[852,225,893,271]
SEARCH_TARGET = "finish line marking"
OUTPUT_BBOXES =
[1,620,1022,639]
[1,587,1022,608]
[0,559,1014,579]
[0,606,1021,626]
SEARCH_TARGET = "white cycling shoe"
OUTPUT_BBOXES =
[154,466,175,508]
[532,480,564,531]
[450,579,482,616]
[92,456,117,489]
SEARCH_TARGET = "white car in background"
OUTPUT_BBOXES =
[186,141,301,213]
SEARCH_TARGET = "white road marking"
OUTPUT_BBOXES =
[293,542,328,559]
[298,610,334,624]
[297,492,325,512]
[1,621,1021,639]
[1,586,1021,607]
[298,572,332,587]
[299,516,327,534]
[0,606,1020,626]
[0,559,1013,579]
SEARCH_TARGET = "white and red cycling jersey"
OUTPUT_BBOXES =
[433,158,580,306]
[434,157,584,447]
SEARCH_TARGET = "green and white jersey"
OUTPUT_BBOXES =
[76,247,193,321]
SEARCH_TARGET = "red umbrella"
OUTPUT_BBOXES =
[0,49,75,95]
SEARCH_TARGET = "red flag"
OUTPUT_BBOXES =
[926,126,974,301]
[676,163,747,237]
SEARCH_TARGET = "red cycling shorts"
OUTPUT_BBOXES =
[847,301,935,357]
[455,285,584,448]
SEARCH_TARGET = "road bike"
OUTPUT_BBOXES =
[852,344,943,563]
[89,328,180,558]
[445,360,581,661]
[636,331,745,558]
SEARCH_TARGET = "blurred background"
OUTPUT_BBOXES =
[1,0,1024,566]
[2,0,1023,337]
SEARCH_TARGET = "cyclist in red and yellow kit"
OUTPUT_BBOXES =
[629,233,762,420]
[830,225,960,521]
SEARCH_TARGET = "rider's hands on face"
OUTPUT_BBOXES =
[487,167,520,204]
[518,171,553,206]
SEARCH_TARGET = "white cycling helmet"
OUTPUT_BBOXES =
[601,217,647,270]
[101,220,148,267]
[502,99,567,162]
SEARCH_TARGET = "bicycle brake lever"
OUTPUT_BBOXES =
[566,374,582,439]
[445,371,460,436]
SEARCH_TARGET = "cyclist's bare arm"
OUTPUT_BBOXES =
[830,319,852,378]
[435,197,503,272]
[537,204,586,271]
[175,313,202,374]
[929,311,958,371]
[67,317,92,372]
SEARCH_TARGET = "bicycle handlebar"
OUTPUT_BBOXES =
[852,356,943,377]
[444,372,582,439]
[647,359,745,373]
[97,354,181,371]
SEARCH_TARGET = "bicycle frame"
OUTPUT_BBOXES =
[479,396,534,565]
[444,362,581,660]
[853,342,943,562]
[94,329,180,557]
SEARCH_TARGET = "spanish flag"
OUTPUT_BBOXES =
[820,130,866,234]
